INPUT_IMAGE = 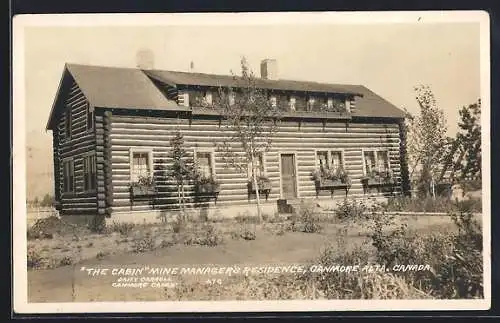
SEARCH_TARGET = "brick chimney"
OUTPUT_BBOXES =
[260,59,278,80]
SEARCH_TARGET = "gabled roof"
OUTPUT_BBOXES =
[47,63,406,130]
[346,85,407,119]
[46,64,187,130]
[66,64,182,111]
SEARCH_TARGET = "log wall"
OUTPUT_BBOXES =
[54,78,97,215]
[108,114,403,213]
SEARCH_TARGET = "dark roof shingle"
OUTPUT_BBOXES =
[48,63,406,130]
[144,69,365,96]
[66,64,182,110]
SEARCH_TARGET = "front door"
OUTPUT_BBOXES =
[280,154,297,199]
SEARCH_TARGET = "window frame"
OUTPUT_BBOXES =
[194,148,216,179]
[289,96,296,111]
[82,152,97,192]
[62,157,75,194]
[314,149,330,171]
[269,95,277,108]
[247,152,267,179]
[361,149,391,176]
[86,103,95,132]
[178,91,190,107]
[64,107,72,140]
[314,149,345,171]
[327,97,334,109]
[203,90,213,106]
[228,92,236,106]
[329,150,345,171]
[129,148,154,184]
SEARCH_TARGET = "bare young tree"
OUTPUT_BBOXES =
[215,57,282,222]
[167,129,196,217]
[405,85,448,198]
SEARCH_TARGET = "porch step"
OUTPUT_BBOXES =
[277,198,308,214]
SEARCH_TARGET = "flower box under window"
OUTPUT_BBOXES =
[195,182,221,194]
[248,177,272,191]
[247,177,272,201]
[361,170,396,195]
[311,168,351,198]
[130,184,156,197]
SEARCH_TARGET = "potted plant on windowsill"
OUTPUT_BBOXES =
[194,173,220,195]
[312,166,351,188]
[130,175,156,197]
[361,169,395,186]
[248,175,272,192]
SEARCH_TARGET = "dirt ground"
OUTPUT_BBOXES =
[25,213,472,303]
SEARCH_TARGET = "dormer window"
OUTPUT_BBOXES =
[203,91,213,106]
[179,92,189,107]
[228,92,235,106]
[308,96,316,110]
[327,98,334,109]
[270,95,277,108]
[289,96,296,111]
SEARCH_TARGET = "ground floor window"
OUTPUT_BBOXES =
[83,154,97,191]
[248,152,265,178]
[130,149,153,183]
[195,150,215,179]
[363,150,390,175]
[62,158,74,193]
[315,150,344,172]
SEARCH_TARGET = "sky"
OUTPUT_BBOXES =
[20,17,482,199]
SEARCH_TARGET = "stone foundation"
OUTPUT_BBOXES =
[60,195,390,226]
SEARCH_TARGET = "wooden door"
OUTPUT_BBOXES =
[280,154,297,199]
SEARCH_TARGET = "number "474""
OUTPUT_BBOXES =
[205,279,222,285]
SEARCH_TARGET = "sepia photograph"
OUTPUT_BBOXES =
[12,11,490,313]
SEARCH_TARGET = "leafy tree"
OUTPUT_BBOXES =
[405,85,448,198]
[455,100,481,181]
[167,129,196,215]
[215,57,282,222]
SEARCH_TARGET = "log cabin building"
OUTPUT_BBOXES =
[46,59,410,222]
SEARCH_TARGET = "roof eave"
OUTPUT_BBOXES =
[45,64,69,131]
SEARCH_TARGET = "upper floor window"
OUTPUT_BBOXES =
[289,96,296,111]
[83,154,97,191]
[179,92,190,107]
[308,96,316,110]
[86,103,94,131]
[269,95,277,108]
[203,91,213,106]
[64,108,72,139]
[327,98,334,109]
[130,149,153,183]
[62,158,74,193]
[228,92,235,106]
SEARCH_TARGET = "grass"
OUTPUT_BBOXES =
[382,196,482,213]
[27,196,483,302]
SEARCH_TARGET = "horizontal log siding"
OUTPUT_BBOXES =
[109,116,402,212]
[56,79,97,215]
[52,129,61,209]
